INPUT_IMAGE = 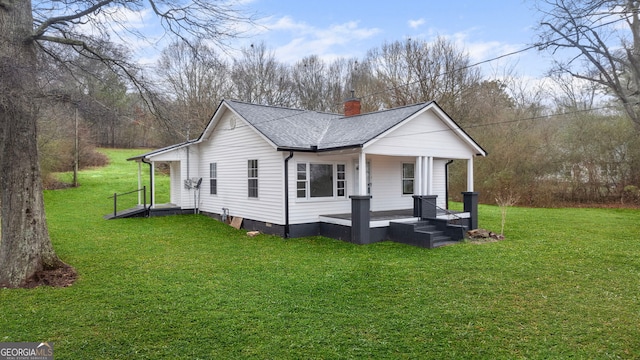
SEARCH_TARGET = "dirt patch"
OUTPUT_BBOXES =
[22,265,77,288]
[467,228,505,244]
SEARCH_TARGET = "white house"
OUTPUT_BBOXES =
[126,98,486,247]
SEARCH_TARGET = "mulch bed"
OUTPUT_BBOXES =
[22,265,77,288]
[467,228,505,244]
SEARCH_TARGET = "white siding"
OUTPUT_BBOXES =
[169,161,182,206]
[288,153,353,224]
[368,155,414,212]
[365,111,478,159]
[433,159,448,209]
[158,147,202,209]
[196,111,284,224]
[148,147,198,208]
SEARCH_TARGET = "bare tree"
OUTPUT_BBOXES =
[0,0,254,288]
[231,42,293,106]
[366,37,481,120]
[537,0,640,131]
[157,40,231,139]
[291,55,330,111]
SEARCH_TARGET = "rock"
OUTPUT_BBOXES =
[467,228,504,241]
[246,231,260,237]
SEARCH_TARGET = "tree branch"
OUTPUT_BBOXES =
[31,0,115,40]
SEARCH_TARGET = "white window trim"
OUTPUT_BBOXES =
[209,162,217,196]
[295,161,348,201]
[248,159,258,199]
[402,162,415,196]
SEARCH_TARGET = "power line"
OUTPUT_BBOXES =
[213,12,634,139]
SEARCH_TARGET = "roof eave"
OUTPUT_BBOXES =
[126,140,198,161]
[277,144,363,153]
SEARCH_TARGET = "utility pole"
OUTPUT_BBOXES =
[73,106,79,187]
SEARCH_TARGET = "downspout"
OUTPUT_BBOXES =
[141,157,153,215]
[186,145,190,181]
[283,151,294,238]
[445,160,454,210]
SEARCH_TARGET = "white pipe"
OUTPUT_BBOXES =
[359,151,367,196]
[151,162,156,208]
[427,156,434,195]
[420,156,429,195]
[467,157,474,192]
[415,156,422,195]
[137,162,142,205]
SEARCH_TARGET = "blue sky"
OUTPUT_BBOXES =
[240,0,553,78]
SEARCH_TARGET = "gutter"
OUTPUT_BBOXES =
[276,144,363,153]
[141,157,153,215]
[283,151,294,238]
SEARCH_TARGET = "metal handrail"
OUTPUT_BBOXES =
[424,199,467,239]
[108,186,146,218]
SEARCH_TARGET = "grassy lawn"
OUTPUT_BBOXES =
[1,148,639,359]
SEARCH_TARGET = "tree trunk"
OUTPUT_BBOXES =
[0,0,65,288]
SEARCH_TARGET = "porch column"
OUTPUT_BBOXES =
[413,156,423,216]
[415,156,422,196]
[137,162,142,205]
[351,150,371,244]
[467,157,474,192]
[359,151,367,195]
[350,195,371,244]
[463,191,479,230]
[421,156,428,195]
[420,195,438,219]
[150,161,156,209]
[427,156,434,195]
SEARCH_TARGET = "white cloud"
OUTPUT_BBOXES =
[256,16,382,63]
[408,18,425,29]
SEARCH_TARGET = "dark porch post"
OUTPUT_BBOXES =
[350,195,371,244]
[412,195,422,217]
[462,192,479,230]
[420,195,438,219]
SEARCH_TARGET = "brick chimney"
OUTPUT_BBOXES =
[344,91,361,116]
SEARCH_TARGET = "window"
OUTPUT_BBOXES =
[248,159,258,198]
[402,163,415,195]
[296,162,346,199]
[337,164,346,197]
[296,163,307,198]
[209,163,217,195]
[310,164,333,197]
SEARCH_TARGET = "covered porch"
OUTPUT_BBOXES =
[342,150,479,245]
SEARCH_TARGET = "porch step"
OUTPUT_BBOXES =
[388,220,462,249]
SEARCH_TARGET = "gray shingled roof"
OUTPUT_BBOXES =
[225,100,430,151]
[129,99,485,161]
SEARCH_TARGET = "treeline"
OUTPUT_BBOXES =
[37,38,640,206]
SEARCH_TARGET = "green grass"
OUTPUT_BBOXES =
[1,148,639,359]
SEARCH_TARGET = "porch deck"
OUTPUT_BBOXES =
[319,209,469,228]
